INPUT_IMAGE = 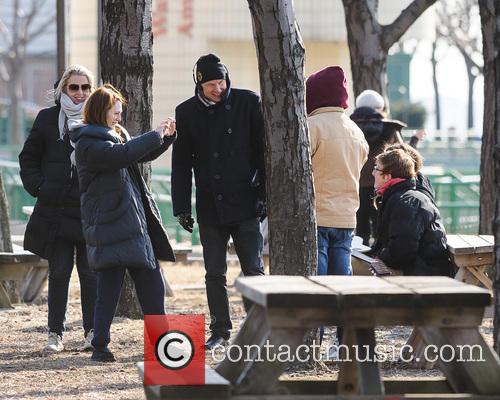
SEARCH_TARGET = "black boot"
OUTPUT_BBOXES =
[91,346,115,362]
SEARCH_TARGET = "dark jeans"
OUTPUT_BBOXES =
[356,187,378,245]
[199,217,264,337]
[47,240,96,336]
[91,263,165,348]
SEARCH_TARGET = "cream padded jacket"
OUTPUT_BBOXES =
[308,107,369,228]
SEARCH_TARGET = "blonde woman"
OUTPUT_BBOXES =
[19,65,97,353]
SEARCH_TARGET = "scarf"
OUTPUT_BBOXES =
[375,177,406,197]
[196,87,231,107]
[58,93,85,141]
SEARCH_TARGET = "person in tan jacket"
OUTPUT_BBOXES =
[307,66,368,278]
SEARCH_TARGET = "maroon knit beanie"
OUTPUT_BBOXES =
[306,66,349,115]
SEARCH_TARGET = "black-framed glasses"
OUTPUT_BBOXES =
[373,166,384,173]
[67,84,91,92]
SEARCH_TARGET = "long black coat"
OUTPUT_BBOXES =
[70,125,175,271]
[19,105,83,259]
[372,179,454,276]
[172,88,266,225]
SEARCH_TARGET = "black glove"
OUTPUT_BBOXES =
[177,213,194,233]
[256,201,267,222]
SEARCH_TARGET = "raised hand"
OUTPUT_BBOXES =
[156,117,176,137]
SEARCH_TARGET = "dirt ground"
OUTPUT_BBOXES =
[0,260,494,400]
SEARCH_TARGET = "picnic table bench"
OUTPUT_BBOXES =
[140,275,500,399]
[0,244,48,308]
[447,234,494,290]
[172,245,192,264]
[352,234,495,291]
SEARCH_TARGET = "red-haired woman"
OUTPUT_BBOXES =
[70,84,176,362]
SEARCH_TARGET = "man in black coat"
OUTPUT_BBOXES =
[172,54,266,349]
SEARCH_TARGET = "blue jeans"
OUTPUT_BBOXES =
[317,227,353,345]
[317,227,353,276]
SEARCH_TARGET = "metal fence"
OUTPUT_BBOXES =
[0,160,480,241]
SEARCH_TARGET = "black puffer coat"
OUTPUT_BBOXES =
[19,105,83,259]
[372,179,454,276]
[172,88,266,225]
[69,125,175,271]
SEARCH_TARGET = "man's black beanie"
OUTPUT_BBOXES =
[195,54,228,84]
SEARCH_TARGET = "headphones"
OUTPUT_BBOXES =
[192,58,230,86]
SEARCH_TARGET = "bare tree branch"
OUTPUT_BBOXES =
[0,17,12,47]
[0,58,10,81]
[24,14,55,44]
[381,0,437,51]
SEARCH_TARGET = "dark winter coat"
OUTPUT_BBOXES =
[416,172,436,203]
[351,106,415,188]
[19,105,83,259]
[69,124,176,271]
[372,179,455,276]
[172,88,266,225]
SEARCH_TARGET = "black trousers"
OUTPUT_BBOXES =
[199,217,264,337]
[92,263,165,348]
[47,239,96,336]
[356,187,378,246]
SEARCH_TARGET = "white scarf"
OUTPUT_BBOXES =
[58,93,85,141]
[58,93,87,168]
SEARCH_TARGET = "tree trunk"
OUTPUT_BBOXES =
[342,0,387,99]
[431,39,441,131]
[479,0,499,354]
[0,173,12,252]
[100,0,154,319]
[341,0,437,104]
[479,2,495,235]
[247,0,317,277]
[0,172,18,303]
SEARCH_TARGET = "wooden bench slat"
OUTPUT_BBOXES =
[0,251,41,264]
[458,234,494,254]
[309,275,414,308]
[235,275,337,308]
[137,362,230,399]
[479,235,495,246]
[447,235,475,254]
[383,276,491,307]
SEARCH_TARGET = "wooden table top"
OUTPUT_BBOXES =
[235,275,491,309]
[447,234,494,255]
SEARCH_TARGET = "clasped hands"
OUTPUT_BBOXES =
[156,117,176,137]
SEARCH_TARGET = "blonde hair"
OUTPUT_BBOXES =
[53,65,95,101]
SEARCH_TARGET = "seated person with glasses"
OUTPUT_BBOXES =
[370,148,454,277]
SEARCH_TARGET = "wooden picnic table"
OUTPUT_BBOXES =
[447,234,494,290]
[211,275,500,398]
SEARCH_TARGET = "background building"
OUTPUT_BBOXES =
[68,0,432,167]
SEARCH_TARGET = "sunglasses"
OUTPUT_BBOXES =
[67,84,91,92]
